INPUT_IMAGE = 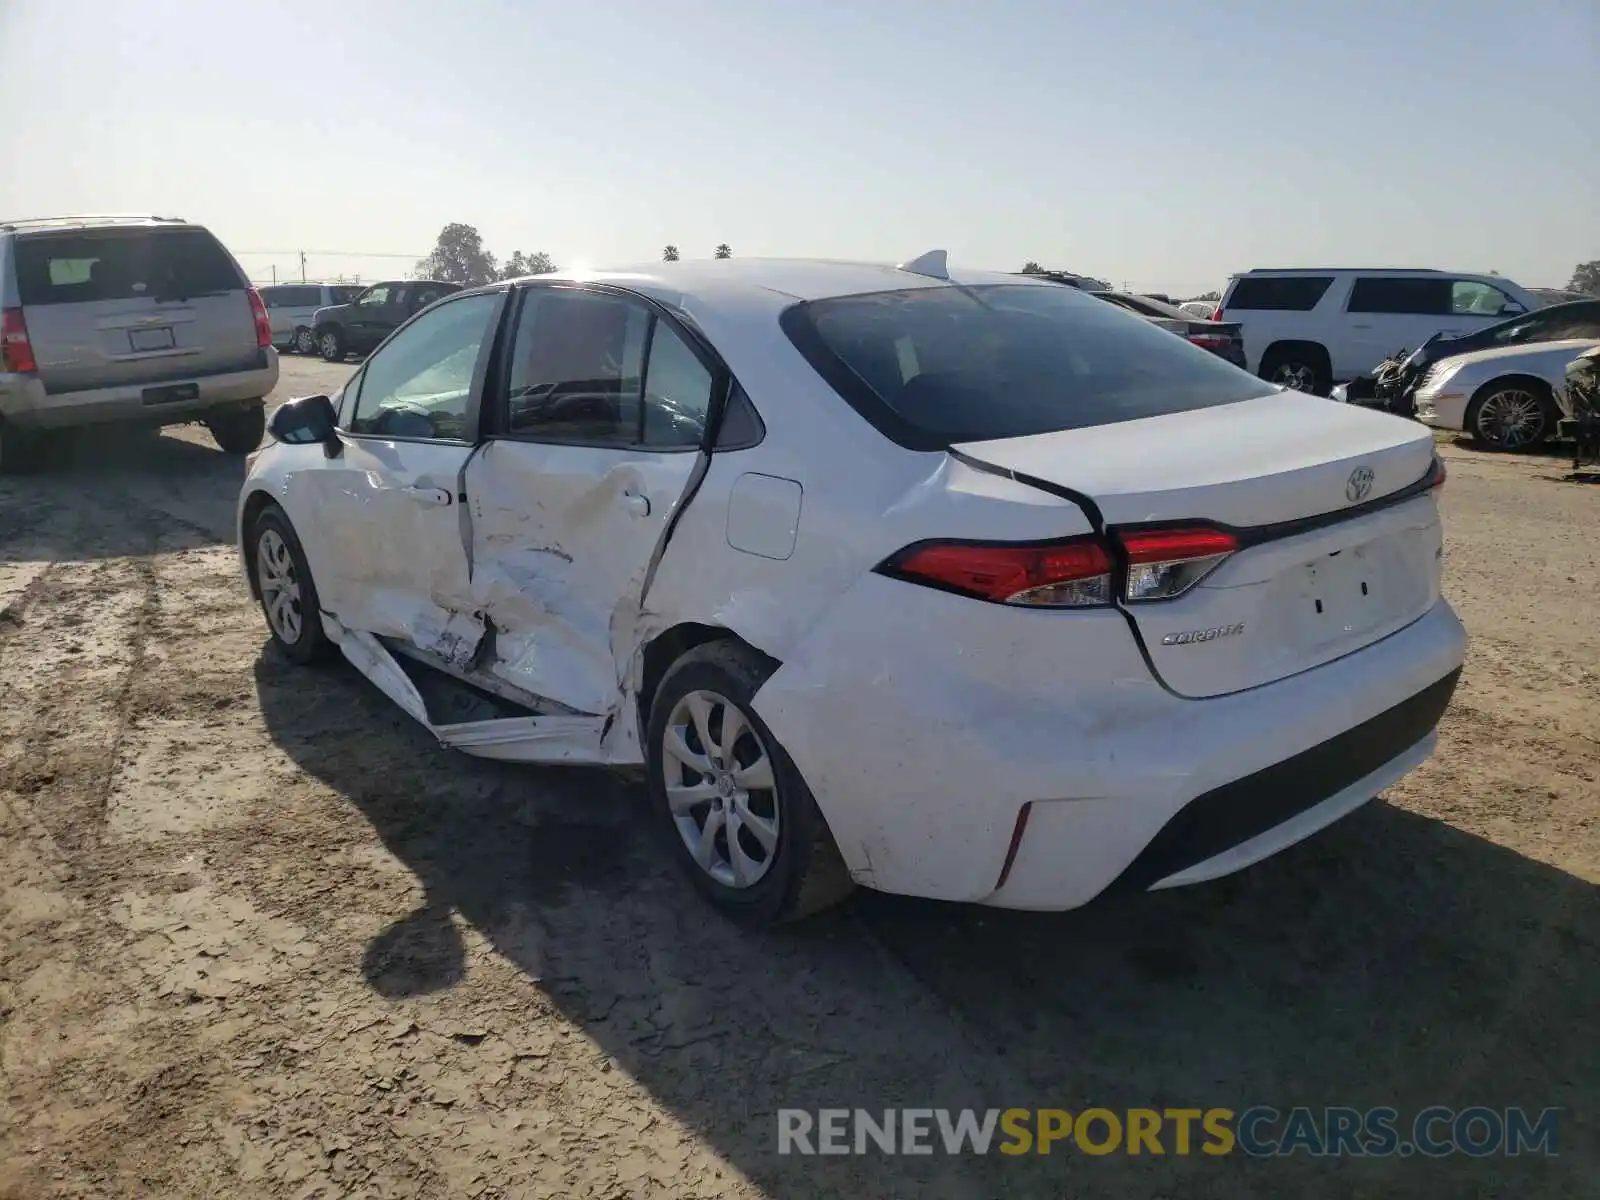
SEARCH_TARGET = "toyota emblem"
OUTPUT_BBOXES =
[1346,466,1375,503]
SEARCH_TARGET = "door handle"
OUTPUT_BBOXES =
[620,491,651,518]
[403,484,453,507]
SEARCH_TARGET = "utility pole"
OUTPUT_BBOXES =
[270,265,277,285]
[300,251,307,284]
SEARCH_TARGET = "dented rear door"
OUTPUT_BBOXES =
[462,285,714,715]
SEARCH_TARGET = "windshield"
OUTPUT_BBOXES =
[782,284,1274,449]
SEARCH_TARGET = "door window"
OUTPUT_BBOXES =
[356,285,392,308]
[410,284,448,311]
[347,292,500,441]
[503,289,652,445]
[1224,276,1333,311]
[1347,277,1451,315]
[1450,281,1516,316]
[642,321,714,447]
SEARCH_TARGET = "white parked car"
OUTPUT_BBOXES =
[1414,338,1600,450]
[238,255,1466,925]
[259,282,364,354]
[1179,300,1218,318]
[1218,268,1544,395]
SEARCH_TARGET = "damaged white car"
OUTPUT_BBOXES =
[238,254,1467,925]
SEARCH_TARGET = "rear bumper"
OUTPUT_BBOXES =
[753,574,1466,909]
[0,352,278,429]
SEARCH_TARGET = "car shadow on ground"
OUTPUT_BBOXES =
[0,428,243,558]
[253,648,1597,1199]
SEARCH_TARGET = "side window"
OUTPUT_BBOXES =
[642,321,713,447]
[1225,276,1333,311]
[1348,277,1450,315]
[503,289,651,445]
[411,285,446,311]
[259,287,282,308]
[356,285,391,308]
[348,292,499,441]
[1451,281,1514,317]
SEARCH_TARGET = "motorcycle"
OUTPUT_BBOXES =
[1558,344,1600,471]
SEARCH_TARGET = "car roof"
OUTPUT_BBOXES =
[0,214,193,236]
[496,257,1058,313]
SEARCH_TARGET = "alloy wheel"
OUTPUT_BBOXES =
[1272,361,1316,392]
[1476,388,1544,450]
[295,328,315,354]
[319,333,340,359]
[660,689,780,889]
[257,528,304,643]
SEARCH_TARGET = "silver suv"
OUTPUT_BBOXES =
[0,214,278,470]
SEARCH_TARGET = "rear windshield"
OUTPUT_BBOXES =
[781,284,1274,450]
[15,227,243,306]
[1225,275,1333,311]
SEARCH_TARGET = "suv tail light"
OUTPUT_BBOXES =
[1188,334,1231,351]
[880,536,1113,608]
[1210,307,1223,322]
[1117,526,1238,601]
[1,307,37,373]
[246,287,272,348]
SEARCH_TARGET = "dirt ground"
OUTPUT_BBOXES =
[1,356,1595,1199]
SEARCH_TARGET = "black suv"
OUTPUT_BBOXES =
[313,279,462,361]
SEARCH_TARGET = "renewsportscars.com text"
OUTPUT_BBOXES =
[777,1106,1559,1158]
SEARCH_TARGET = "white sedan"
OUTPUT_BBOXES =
[238,254,1466,925]
[1414,338,1600,450]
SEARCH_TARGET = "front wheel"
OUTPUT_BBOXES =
[250,506,337,665]
[318,326,346,362]
[206,405,266,454]
[293,326,316,355]
[647,642,853,925]
[1467,382,1553,452]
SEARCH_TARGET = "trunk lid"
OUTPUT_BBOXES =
[953,395,1443,697]
[15,226,260,395]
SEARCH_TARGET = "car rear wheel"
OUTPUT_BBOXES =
[1260,345,1331,396]
[1467,381,1553,452]
[251,507,336,665]
[647,641,853,925]
[318,327,346,362]
[206,405,266,454]
[293,326,316,355]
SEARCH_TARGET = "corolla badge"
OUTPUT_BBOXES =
[1346,465,1375,503]
[1161,623,1244,647]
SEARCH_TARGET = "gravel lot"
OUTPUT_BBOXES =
[1,356,1595,1198]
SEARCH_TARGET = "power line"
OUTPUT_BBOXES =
[232,248,424,259]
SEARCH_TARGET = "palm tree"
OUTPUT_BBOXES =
[663,245,680,262]
[714,244,732,259]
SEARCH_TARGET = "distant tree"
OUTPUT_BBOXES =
[500,250,557,279]
[1570,261,1600,296]
[714,244,732,259]
[663,245,680,262]
[415,223,498,285]
[1192,290,1221,302]
[1020,261,1045,274]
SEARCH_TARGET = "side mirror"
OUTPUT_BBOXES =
[267,394,342,457]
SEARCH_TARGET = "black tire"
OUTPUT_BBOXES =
[1464,378,1556,453]
[647,641,853,925]
[317,326,346,362]
[206,405,267,454]
[249,506,337,665]
[293,326,316,355]
[1260,344,1332,396]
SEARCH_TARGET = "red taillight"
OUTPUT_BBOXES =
[1117,526,1238,602]
[2,307,37,373]
[1188,334,1230,350]
[881,536,1113,607]
[1430,457,1447,490]
[246,287,272,348]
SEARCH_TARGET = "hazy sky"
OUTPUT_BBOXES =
[2,0,1594,296]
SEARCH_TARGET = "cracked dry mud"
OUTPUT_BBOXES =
[1,359,1596,1198]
